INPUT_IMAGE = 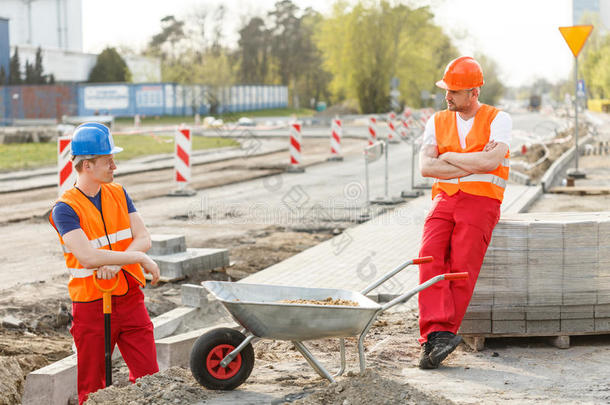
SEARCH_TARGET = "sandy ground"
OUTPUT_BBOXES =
[85,308,454,405]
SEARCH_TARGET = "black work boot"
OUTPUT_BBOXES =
[428,331,463,366]
[418,341,437,369]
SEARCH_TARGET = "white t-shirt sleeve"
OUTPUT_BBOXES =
[422,115,437,146]
[489,111,512,147]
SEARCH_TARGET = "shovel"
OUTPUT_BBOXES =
[92,271,120,386]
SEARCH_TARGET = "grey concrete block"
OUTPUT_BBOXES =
[594,304,610,318]
[21,354,77,405]
[528,291,562,306]
[149,234,187,255]
[560,305,594,320]
[459,319,491,334]
[526,320,560,334]
[492,306,525,321]
[561,318,595,333]
[150,248,229,279]
[492,320,526,334]
[563,291,597,306]
[156,323,237,371]
[181,284,211,308]
[152,306,199,340]
[526,306,560,320]
[463,305,491,320]
[594,318,610,332]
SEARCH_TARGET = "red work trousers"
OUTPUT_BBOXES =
[418,190,500,344]
[71,274,158,404]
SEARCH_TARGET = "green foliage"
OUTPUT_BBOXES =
[475,53,505,106]
[88,47,132,83]
[316,1,458,113]
[9,47,21,85]
[575,12,610,99]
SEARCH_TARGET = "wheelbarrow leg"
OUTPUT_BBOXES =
[292,341,335,383]
[332,339,346,378]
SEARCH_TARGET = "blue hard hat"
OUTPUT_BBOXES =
[71,123,123,156]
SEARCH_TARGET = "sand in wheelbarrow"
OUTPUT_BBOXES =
[278,297,359,306]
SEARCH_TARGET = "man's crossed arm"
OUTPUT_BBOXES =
[419,141,509,180]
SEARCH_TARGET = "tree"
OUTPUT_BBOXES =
[237,17,271,84]
[33,47,45,84]
[147,15,186,61]
[88,47,131,83]
[8,47,22,85]
[316,1,457,112]
[24,60,34,84]
[0,66,6,85]
[475,53,505,106]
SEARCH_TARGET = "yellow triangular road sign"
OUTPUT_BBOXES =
[559,25,594,57]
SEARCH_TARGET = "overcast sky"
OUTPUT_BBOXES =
[82,0,575,87]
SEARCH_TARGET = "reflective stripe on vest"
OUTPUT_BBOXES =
[69,268,95,278]
[61,227,133,254]
[434,173,507,188]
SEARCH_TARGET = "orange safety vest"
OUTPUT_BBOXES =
[431,104,510,202]
[49,183,145,302]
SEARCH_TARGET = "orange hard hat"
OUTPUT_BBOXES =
[436,56,484,91]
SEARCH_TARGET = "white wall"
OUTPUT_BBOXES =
[2,0,83,52]
[14,45,161,83]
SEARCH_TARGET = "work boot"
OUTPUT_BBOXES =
[418,341,437,369]
[428,331,463,366]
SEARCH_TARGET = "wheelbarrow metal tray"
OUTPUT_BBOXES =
[203,281,381,341]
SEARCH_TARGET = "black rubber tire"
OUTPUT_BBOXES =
[189,327,255,390]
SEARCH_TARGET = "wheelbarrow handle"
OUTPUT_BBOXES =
[360,256,434,295]
[380,272,470,312]
[92,270,121,315]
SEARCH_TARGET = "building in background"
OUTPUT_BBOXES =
[1,0,160,83]
[0,18,9,80]
[573,0,610,30]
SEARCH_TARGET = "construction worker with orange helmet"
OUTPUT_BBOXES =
[417,56,511,369]
[49,123,161,403]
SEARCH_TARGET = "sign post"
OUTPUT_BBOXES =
[559,24,593,179]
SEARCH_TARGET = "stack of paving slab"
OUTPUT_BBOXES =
[461,211,610,336]
[148,234,229,281]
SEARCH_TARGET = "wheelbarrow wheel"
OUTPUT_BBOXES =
[190,327,255,390]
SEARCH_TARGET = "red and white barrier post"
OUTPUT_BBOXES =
[328,118,343,161]
[367,116,377,145]
[387,117,399,144]
[169,126,196,196]
[287,122,305,172]
[58,136,75,197]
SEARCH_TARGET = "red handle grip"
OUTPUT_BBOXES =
[413,256,434,264]
[444,272,469,280]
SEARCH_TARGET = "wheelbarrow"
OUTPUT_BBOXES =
[189,256,468,390]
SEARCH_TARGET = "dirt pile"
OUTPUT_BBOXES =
[292,369,451,405]
[84,367,207,405]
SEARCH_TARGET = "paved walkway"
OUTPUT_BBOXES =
[241,184,539,304]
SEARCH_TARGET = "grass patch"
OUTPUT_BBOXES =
[114,107,315,127]
[0,135,239,172]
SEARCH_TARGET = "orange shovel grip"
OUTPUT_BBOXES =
[92,271,120,314]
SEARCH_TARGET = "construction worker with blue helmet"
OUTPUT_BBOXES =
[49,122,160,404]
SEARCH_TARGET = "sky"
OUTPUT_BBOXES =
[82,0,576,87]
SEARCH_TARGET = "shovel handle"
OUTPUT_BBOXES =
[92,271,120,314]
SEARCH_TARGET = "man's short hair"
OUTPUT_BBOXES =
[72,155,98,172]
